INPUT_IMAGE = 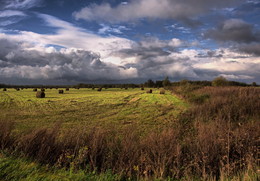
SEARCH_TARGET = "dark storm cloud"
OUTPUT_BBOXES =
[205,19,259,43]
[196,50,223,58]
[0,38,137,81]
[237,43,260,56]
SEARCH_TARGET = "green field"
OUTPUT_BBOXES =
[0,88,187,133]
[0,86,258,180]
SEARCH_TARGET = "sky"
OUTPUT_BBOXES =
[0,0,259,85]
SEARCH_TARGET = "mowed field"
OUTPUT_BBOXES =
[0,88,187,133]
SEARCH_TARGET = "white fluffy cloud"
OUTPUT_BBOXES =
[73,0,239,25]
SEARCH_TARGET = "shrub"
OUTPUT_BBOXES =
[212,76,228,86]
[41,88,45,92]
[141,87,144,90]
[36,91,45,98]
[3,88,7,91]
[66,88,69,91]
[59,90,64,94]
[97,88,102,91]
[33,88,37,92]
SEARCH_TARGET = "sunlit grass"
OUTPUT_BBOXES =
[0,88,187,133]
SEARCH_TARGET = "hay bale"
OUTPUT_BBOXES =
[66,88,69,91]
[146,89,152,93]
[3,88,7,91]
[59,90,64,94]
[97,88,102,91]
[36,91,45,98]
[33,88,37,92]
[41,88,45,92]
[160,89,165,94]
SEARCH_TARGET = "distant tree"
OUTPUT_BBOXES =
[155,81,163,88]
[179,79,190,86]
[212,76,228,86]
[162,76,171,87]
[145,79,155,87]
[252,82,257,86]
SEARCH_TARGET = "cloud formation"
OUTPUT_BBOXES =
[1,0,43,10]
[73,0,239,25]
[0,37,138,82]
[0,11,259,84]
[205,19,259,43]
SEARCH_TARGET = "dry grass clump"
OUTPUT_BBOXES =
[0,120,14,150]
[36,91,45,98]
[184,87,260,123]
[59,90,64,94]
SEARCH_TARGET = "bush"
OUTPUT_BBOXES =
[212,76,228,86]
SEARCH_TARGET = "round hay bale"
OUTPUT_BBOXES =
[160,89,165,94]
[59,90,64,94]
[33,88,37,92]
[146,89,152,93]
[3,88,7,91]
[36,91,45,98]
[97,88,102,91]
[66,88,69,91]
